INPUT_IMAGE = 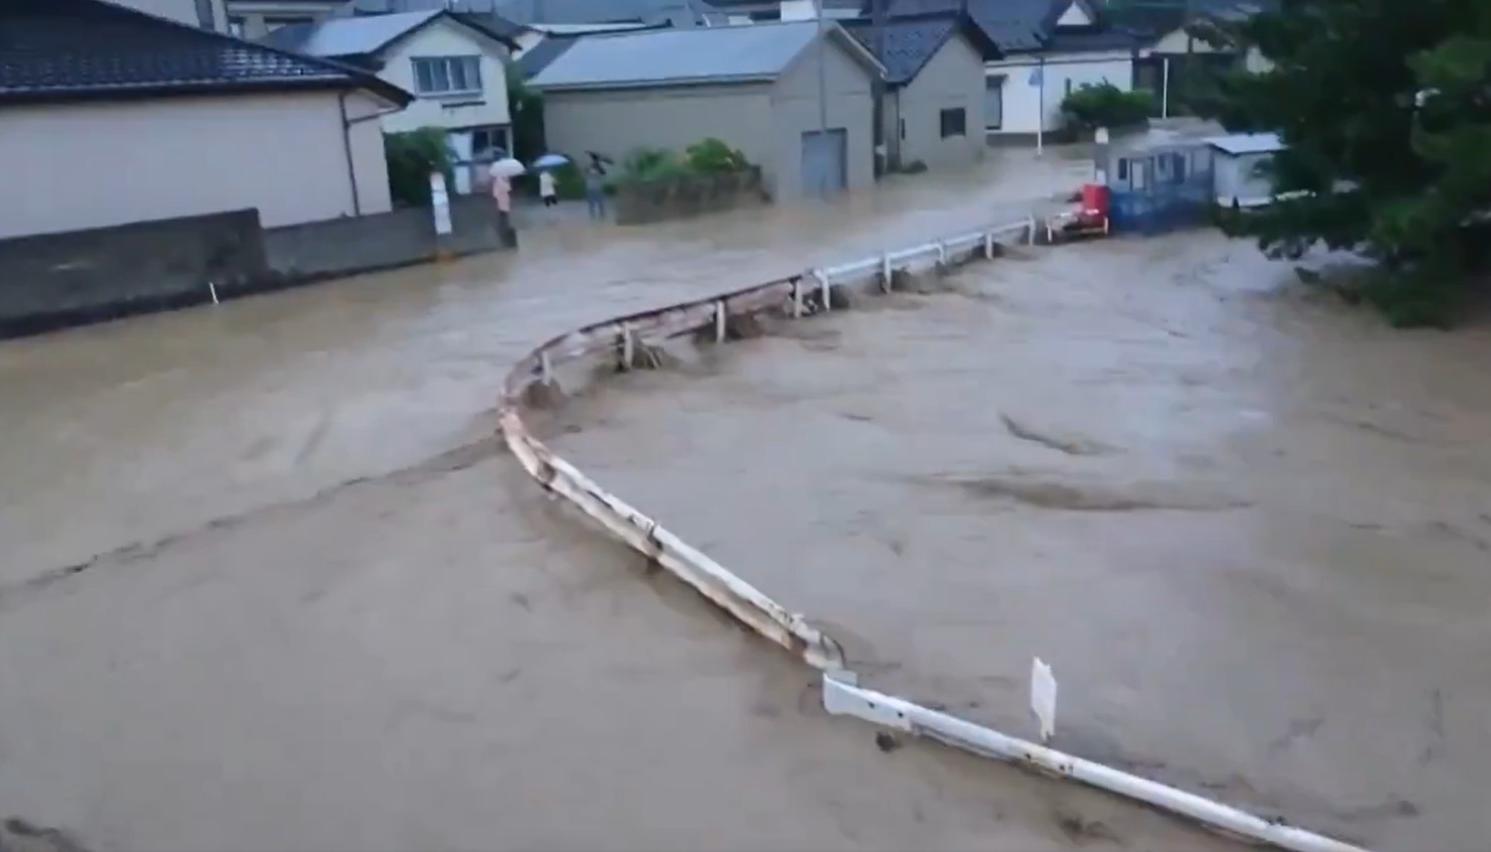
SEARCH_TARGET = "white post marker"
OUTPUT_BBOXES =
[715,300,727,342]
[207,280,219,305]
[1162,56,1171,120]
[984,232,994,260]
[816,268,831,312]
[792,280,804,318]
[430,171,453,236]
[881,253,892,292]
[620,323,634,369]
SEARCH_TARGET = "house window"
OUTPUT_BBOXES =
[412,57,483,96]
[471,127,509,159]
[749,9,781,20]
[985,75,1005,130]
[939,107,966,139]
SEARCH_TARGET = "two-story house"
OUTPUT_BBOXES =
[264,10,518,194]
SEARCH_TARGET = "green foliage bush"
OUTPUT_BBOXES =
[685,138,750,174]
[384,127,453,207]
[1060,83,1154,131]
[615,139,752,186]
[619,147,690,183]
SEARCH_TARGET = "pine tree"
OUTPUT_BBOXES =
[1206,0,1491,325]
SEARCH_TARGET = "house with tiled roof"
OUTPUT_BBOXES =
[0,0,411,240]
[262,9,517,194]
[843,12,1000,171]
[881,0,1143,142]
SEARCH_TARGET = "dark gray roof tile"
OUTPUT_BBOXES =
[842,14,999,85]
[0,0,410,105]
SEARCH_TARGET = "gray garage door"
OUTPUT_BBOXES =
[801,129,847,197]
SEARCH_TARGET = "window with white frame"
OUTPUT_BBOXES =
[985,75,1005,129]
[411,56,483,96]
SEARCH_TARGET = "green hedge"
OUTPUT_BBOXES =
[613,138,751,186]
[384,127,453,207]
[1060,83,1154,131]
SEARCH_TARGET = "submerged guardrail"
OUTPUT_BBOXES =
[496,215,1368,852]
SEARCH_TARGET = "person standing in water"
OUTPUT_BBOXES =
[487,161,515,247]
[584,163,606,221]
[539,169,558,207]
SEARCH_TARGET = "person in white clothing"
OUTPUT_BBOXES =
[539,170,558,207]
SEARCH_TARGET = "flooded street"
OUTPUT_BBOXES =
[1,145,1485,851]
[0,151,1083,586]
[547,232,1491,851]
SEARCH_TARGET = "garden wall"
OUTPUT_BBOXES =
[0,198,514,339]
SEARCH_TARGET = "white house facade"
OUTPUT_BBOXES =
[265,10,516,193]
[984,47,1133,139]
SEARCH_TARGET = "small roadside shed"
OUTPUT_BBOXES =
[528,21,885,199]
[1206,132,1283,208]
[844,13,1001,171]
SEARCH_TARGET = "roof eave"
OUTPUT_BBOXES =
[533,74,778,92]
[0,75,410,108]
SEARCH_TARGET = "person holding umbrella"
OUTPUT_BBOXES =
[531,153,569,210]
[488,156,525,245]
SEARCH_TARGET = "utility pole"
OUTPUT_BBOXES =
[1036,56,1045,156]
[815,0,829,197]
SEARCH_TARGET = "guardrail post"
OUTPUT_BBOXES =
[983,232,994,260]
[1027,214,1037,245]
[715,300,727,342]
[936,241,947,268]
[620,323,634,370]
[540,351,552,384]
[816,268,831,312]
[881,253,891,293]
[792,279,804,318]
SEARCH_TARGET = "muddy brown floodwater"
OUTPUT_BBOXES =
[0,146,1483,851]
[545,232,1491,851]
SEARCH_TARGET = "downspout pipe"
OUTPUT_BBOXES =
[338,91,404,218]
[338,92,362,216]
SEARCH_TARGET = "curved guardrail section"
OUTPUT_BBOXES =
[496,216,1368,852]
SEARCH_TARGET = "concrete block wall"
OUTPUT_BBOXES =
[0,210,266,338]
[0,198,512,339]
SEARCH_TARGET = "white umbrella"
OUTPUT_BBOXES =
[531,153,571,170]
[489,157,526,177]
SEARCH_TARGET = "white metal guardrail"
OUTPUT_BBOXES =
[496,215,1369,852]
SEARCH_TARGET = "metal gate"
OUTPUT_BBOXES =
[801,129,847,197]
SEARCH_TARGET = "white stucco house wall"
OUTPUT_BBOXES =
[264,10,517,194]
[976,0,1139,141]
[2,0,407,240]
